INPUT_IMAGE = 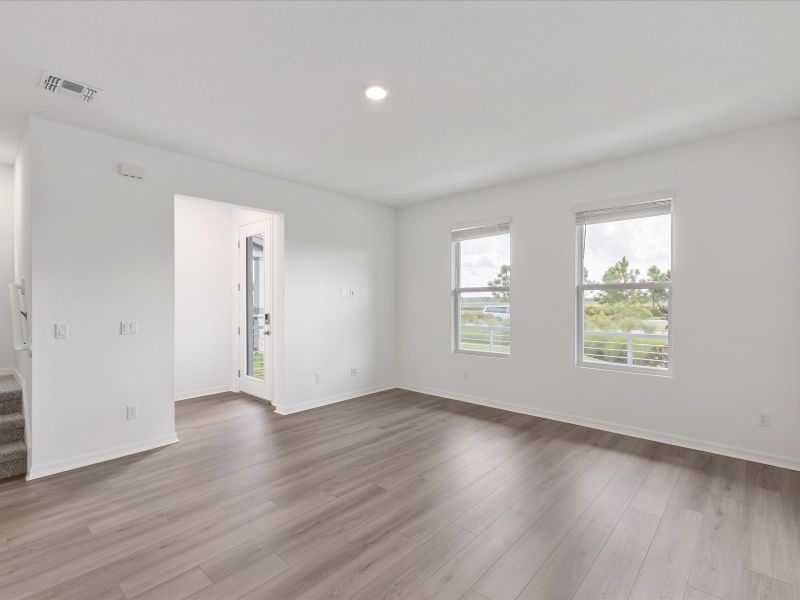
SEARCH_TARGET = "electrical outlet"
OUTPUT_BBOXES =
[126,405,138,420]
[463,371,470,380]
[120,321,139,335]
[758,413,770,427]
[350,288,355,298]
[315,373,321,384]
[54,323,69,339]
[351,368,358,376]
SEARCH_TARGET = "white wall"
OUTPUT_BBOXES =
[397,120,800,469]
[174,196,234,400]
[24,117,396,478]
[0,164,14,370]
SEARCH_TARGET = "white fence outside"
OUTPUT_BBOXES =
[460,324,511,353]
[583,330,668,367]
[458,325,668,367]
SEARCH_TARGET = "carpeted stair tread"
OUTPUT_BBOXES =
[0,412,24,443]
[0,459,25,478]
[0,440,26,461]
[0,375,22,414]
[0,377,27,479]
[0,412,24,430]
[0,457,26,479]
[0,375,22,399]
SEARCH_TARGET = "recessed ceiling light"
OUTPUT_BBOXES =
[364,85,388,101]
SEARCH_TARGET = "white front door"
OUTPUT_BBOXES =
[238,220,271,400]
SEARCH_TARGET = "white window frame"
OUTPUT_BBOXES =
[451,220,511,358]
[575,195,673,376]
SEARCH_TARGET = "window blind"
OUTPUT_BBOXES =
[451,222,510,242]
[575,198,672,226]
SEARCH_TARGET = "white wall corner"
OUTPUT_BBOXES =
[273,383,397,415]
[175,386,233,401]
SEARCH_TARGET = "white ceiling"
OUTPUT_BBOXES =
[1,1,800,206]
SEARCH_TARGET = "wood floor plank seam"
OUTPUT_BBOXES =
[624,510,662,600]
[565,514,616,597]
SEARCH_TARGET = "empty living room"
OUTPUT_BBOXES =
[1,1,800,599]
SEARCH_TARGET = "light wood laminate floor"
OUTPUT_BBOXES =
[1,389,799,600]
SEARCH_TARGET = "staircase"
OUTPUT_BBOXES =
[0,375,26,479]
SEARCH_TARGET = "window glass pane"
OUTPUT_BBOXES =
[582,288,669,369]
[246,233,266,379]
[458,291,510,354]
[459,233,510,288]
[583,215,670,284]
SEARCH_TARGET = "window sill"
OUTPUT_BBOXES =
[454,349,511,359]
[577,361,672,377]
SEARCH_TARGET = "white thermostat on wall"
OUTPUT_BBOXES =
[119,163,144,180]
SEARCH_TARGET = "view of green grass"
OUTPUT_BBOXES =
[252,351,265,378]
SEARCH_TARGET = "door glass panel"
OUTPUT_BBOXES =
[246,233,265,379]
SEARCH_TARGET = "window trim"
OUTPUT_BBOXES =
[575,198,673,376]
[451,221,511,358]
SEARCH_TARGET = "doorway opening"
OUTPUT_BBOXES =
[174,194,284,407]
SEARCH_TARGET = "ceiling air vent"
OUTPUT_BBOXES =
[39,71,101,103]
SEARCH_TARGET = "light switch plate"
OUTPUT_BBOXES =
[54,323,69,339]
[120,321,139,335]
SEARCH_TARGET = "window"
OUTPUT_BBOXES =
[576,198,672,373]
[452,222,511,356]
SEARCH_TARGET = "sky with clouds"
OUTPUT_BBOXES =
[457,215,670,289]
[583,214,671,282]
[459,233,510,288]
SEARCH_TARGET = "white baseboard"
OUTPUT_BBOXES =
[399,383,800,472]
[27,433,180,480]
[175,385,233,401]
[273,384,397,415]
